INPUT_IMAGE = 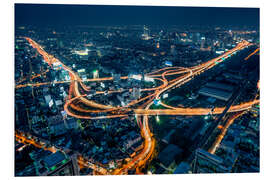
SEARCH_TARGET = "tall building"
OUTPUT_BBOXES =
[143,25,150,37]
[93,70,99,79]
[37,151,79,176]
[200,37,206,50]
[142,25,150,40]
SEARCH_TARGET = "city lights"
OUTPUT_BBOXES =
[93,70,99,78]
[156,115,160,123]
[14,5,259,176]
[144,76,154,82]
[131,74,142,81]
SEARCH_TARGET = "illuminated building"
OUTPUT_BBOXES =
[165,61,172,67]
[156,42,160,49]
[131,74,142,81]
[93,70,99,79]
[37,151,79,176]
[200,37,206,50]
[142,25,151,40]
[77,69,85,75]
[216,49,225,54]
[44,95,54,107]
[144,76,154,82]
[162,93,168,99]
[73,49,88,56]
[143,25,149,37]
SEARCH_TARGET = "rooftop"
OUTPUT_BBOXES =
[43,151,67,169]
[158,144,182,167]
[198,86,232,101]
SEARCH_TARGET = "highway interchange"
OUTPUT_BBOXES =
[15,37,259,175]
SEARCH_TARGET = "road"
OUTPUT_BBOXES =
[208,111,246,154]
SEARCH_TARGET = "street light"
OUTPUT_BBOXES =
[156,115,160,123]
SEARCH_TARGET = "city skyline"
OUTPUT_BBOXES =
[15,4,259,29]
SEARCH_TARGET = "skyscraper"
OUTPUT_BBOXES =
[142,25,150,40]
[93,70,99,79]
[143,25,149,37]
[200,37,206,50]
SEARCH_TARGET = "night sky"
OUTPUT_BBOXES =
[15,4,259,28]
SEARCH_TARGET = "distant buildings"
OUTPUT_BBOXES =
[200,37,206,49]
[142,25,151,40]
